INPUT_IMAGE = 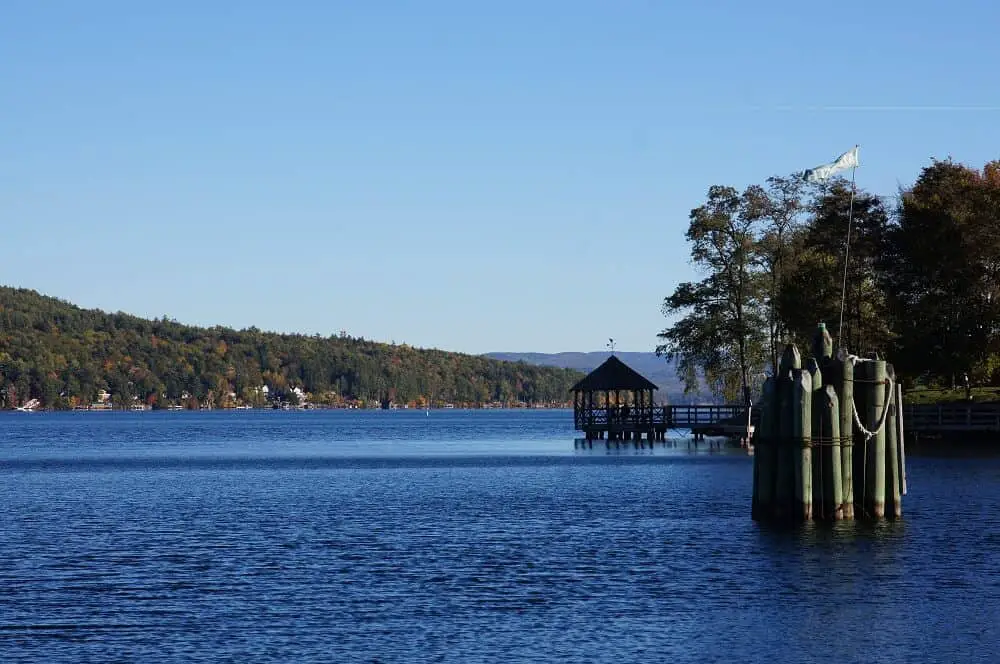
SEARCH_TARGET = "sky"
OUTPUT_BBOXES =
[4,1,1000,355]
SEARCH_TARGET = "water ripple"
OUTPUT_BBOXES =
[0,412,997,662]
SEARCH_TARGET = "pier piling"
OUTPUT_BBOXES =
[838,352,855,520]
[897,384,907,496]
[821,385,844,520]
[793,368,813,521]
[752,378,777,521]
[885,365,902,518]
[751,327,906,523]
[808,359,825,519]
[863,360,887,519]
[774,345,801,521]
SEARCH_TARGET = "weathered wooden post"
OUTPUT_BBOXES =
[807,325,832,520]
[807,359,825,519]
[822,385,843,520]
[752,377,777,521]
[897,383,907,496]
[775,344,801,521]
[812,323,834,363]
[885,364,902,518]
[863,359,887,519]
[837,352,855,520]
[793,367,813,521]
[852,360,870,519]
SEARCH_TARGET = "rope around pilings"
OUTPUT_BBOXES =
[753,355,894,447]
[848,355,894,442]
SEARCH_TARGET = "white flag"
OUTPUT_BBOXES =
[803,146,859,183]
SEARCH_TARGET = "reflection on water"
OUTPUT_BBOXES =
[573,437,748,457]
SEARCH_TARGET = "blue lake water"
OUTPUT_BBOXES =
[1,409,998,663]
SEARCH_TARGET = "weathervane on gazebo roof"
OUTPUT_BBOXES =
[607,338,615,354]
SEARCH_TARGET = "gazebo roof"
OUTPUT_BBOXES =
[570,355,659,392]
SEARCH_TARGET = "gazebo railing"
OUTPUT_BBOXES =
[574,404,753,430]
[574,405,661,429]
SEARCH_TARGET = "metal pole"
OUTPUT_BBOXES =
[837,161,858,349]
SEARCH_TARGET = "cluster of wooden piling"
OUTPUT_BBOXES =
[752,323,907,522]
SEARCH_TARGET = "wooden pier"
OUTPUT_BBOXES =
[570,355,756,442]
[664,404,757,440]
[570,355,1000,445]
[577,397,1000,443]
[572,404,757,441]
[667,402,1000,439]
[655,400,1000,441]
[902,403,1000,437]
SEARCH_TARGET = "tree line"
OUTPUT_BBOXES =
[658,158,1000,402]
[0,287,582,409]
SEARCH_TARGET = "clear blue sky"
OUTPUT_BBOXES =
[4,1,999,354]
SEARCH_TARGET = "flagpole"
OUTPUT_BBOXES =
[837,149,859,350]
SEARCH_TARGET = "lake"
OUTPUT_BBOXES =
[1,410,998,662]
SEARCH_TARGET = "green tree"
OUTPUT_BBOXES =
[883,159,1000,385]
[657,185,768,403]
[779,183,893,354]
[0,286,584,409]
[757,175,807,374]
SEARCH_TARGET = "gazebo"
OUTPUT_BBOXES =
[570,355,661,440]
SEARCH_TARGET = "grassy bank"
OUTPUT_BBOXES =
[903,386,1000,405]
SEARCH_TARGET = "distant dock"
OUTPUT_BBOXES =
[570,355,754,443]
[903,402,1000,439]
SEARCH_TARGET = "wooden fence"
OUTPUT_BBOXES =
[903,403,1000,433]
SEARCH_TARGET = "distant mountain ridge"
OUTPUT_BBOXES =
[485,351,714,403]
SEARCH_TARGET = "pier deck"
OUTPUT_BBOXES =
[577,401,1000,443]
[575,404,757,441]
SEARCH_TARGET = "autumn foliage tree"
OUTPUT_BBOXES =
[0,288,582,409]
[661,157,1000,399]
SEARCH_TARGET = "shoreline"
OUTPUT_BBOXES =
[6,405,577,413]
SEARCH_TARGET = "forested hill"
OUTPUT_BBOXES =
[0,287,583,410]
